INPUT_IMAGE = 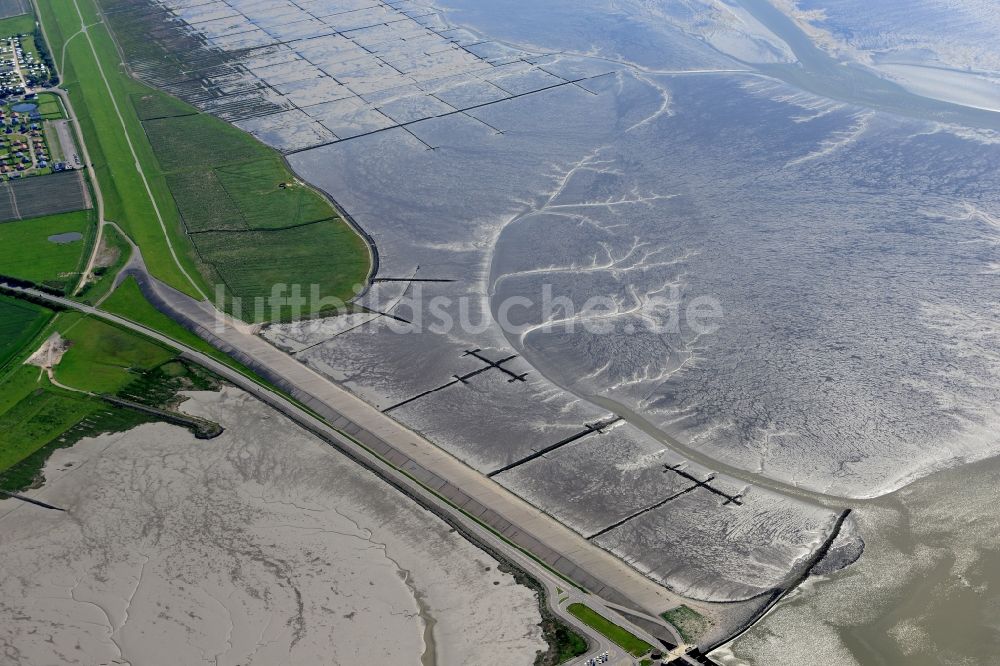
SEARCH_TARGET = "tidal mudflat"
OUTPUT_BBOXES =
[102,0,1000,644]
[0,387,545,665]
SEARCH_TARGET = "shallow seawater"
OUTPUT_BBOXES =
[720,454,1000,664]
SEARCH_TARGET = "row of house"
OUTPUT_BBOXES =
[0,112,50,176]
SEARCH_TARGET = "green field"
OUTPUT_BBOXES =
[35,92,64,119]
[53,311,175,393]
[0,299,119,489]
[192,221,368,321]
[166,158,336,233]
[216,159,334,230]
[36,0,371,321]
[129,90,195,122]
[141,110,370,321]
[0,296,52,369]
[101,277,220,355]
[0,12,35,37]
[142,113,266,172]
[0,353,223,492]
[0,210,94,291]
[165,169,245,232]
[566,603,654,657]
[548,618,589,664]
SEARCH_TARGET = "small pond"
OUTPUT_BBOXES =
[47,232,83,244]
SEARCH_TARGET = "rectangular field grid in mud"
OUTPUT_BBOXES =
[99,0,616,155]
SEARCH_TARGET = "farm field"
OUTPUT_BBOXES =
[0,294,50,368]
[0,209,94,291]
[0,170,90,221]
